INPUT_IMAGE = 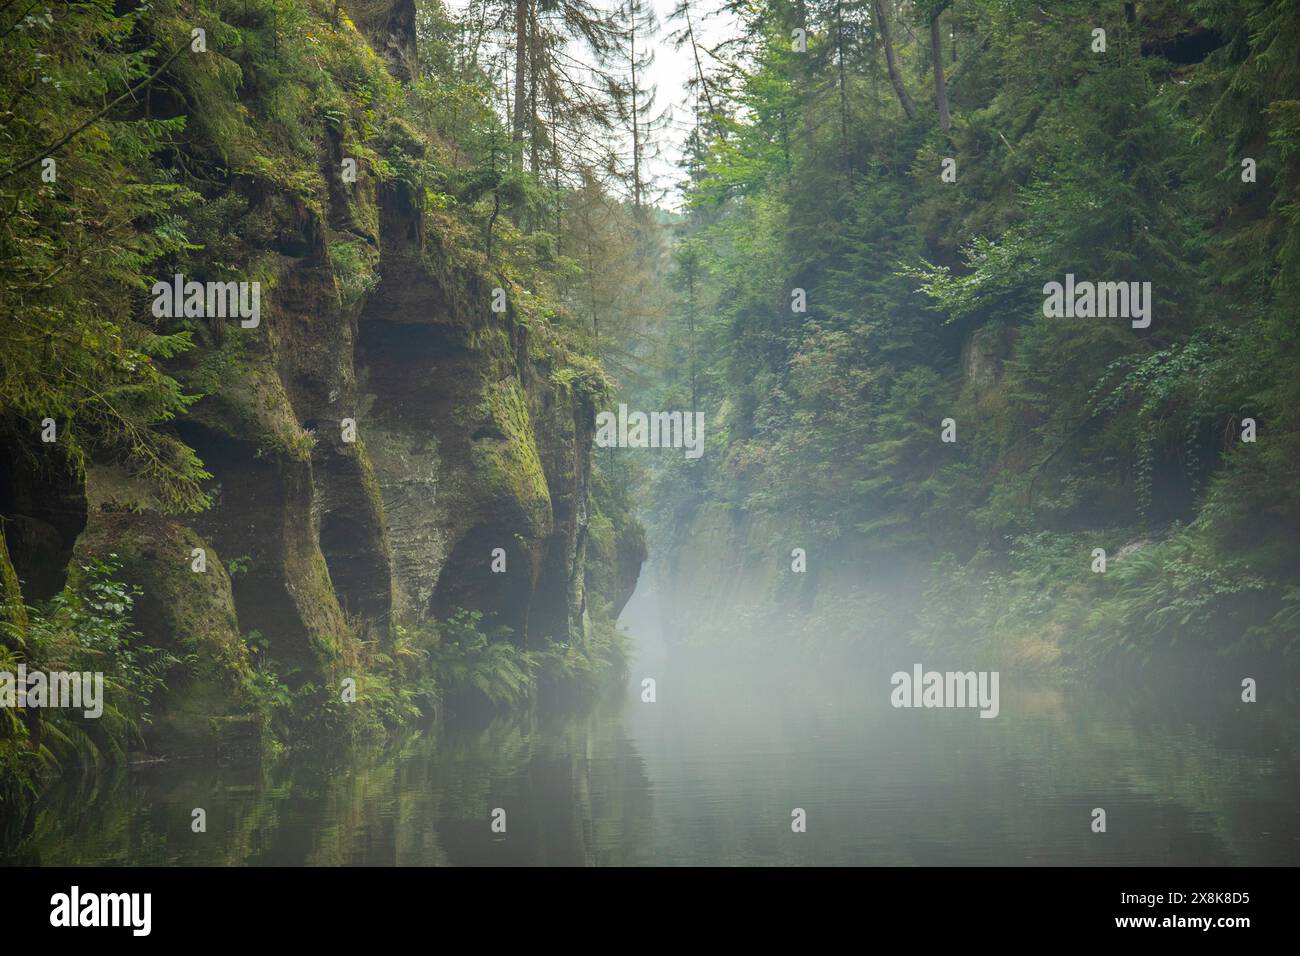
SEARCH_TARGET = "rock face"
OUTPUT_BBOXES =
[0,5,643,754]
[70,513,262,755]
[961,324,1015,396]
[346,0,419,82]
[0,439,85,601]
[354,180,588,646]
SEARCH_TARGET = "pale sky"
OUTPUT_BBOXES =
[641,0,731,208]
[448,0,736,211]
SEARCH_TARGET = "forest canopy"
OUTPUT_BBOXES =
[631,0,1300,673]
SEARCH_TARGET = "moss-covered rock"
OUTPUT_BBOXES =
[471,379,553,538]
[586,507,646,622]
[20,0,644,774]
[71,510,263,755]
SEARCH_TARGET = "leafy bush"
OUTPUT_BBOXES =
[419,609,534,712]
[0,556,179,805]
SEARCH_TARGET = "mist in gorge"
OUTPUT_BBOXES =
[2,0,1299,877]
[6,568,1296,866]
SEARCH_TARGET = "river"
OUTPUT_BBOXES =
[3,580,1296,866]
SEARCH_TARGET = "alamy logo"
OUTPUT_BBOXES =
[1042,274,1151,329]
[890,664,1000,718]
[0,665,103,718]
[151,274,261,328]
[50,886,151,936]
[595,403,704,459]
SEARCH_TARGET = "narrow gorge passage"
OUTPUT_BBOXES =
[2,0,1298,895]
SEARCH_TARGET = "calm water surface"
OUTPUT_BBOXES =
[4,586,1297,866]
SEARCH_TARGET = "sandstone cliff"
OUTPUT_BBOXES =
[0,2,643,755]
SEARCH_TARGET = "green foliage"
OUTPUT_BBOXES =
[0,556,179,805]
[418,609,535,711]
[0,2,212,512]
[0,0,644,828]
[1074,533,1280,670]
[387,608,631,716]
[634,0,1300,676]
[328,240,380,307]
[536,617,631,696]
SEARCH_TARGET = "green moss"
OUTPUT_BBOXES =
[188,340,316,463]
[354,440,388,537]
[550,352,613,404]
[328,239,381,307]
[0,525,27,642]
[304,547,350,668]
[472,379,552,535]
[468,325,512,356]
[71,514,264,753]
[588,511,616,562]
[3,0,643,811]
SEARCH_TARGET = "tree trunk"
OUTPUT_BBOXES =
[836,0,851,175]
[686,269,698,413]
[873,0,916,121]
[512,0,528,171]
[930,14,951,133]
[630,4,642,211]
[684,9,718,135]
[528,0,540,177]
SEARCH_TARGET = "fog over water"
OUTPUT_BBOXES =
[4,572,1296,866]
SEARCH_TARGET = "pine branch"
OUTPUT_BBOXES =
[0,40,189,183]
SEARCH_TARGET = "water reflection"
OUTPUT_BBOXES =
[4,657,1297,866]
[2,699,658,866]
[4,577,1299,868]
